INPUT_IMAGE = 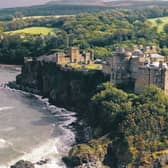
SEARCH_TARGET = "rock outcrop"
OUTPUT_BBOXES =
[10,160,34,168]
[16,61,109,114]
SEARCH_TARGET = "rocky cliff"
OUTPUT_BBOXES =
[16,61,109,115]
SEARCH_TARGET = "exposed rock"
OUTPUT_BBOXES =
[75,161,106,168]
[10,160,34,168]
[65,137,110,167]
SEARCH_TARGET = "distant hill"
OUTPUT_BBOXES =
[1,0,168,21]
[0,4,110,21]
[47,0,168,8]
[46,0,105,6]
[105,0,168,8]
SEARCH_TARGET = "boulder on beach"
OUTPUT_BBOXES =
[10,160,34,168]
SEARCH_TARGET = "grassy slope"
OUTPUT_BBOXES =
[6,27,57,35]
[18,15,74,20]
[148,16,168,32]
[69,63,102,70]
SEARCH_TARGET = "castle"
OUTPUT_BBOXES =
[56,47,94,65]
[103,45,168,94]
[26,47,94,65]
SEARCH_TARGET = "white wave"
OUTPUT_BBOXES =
[4,138,69,168]
[2,87,77,168]
[0,106,14,112]
[0,127,15,132]
[0,138,13,149]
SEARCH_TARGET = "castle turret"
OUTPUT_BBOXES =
[69,47,80,63]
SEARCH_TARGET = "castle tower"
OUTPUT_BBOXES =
[163,68,168,95]
[69,47,80,63]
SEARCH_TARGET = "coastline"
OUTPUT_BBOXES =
[0,63,80,168]
[6,87,78,168]
[9,61,110,167]
[7,85,92,168]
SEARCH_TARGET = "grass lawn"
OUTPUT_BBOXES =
[6,27,57,35]
[85,64,102,70]
[148,16,168,32]
[69,63,102,70]
[19,15,74,20]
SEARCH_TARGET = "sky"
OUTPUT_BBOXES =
[0,0,51,9]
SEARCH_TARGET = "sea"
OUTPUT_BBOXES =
[0,65,76,168]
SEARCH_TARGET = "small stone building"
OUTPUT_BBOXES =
[56,47,94,65]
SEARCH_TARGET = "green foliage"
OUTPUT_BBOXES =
[161,47,168,56]
[149,16,168,32]
[91,82,132,132]
[164,24,168,34]
[2,8,168,63]
[90,83,168,166]
[6,27,57,35]
[0,4,109,21]
[69,137,110,166]
[94,47,111,58]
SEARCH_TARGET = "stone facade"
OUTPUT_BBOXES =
[103,45,168,94]
[56,47,94,65]
[25,47,94,65]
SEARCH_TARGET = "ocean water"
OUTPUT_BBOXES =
[0,65,76,168]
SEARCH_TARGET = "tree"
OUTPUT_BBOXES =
[91,82,132,132]
[164,24,168,34]
[156,19,163,25]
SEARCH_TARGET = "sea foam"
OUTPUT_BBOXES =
[0,106,14,112]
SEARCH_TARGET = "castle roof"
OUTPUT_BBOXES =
[146,62,168,69]
[150,53,164,58]
[132,50,144,56]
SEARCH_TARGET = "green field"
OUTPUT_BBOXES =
[69,63,102,70]
[148,16,168,32]
[6,27,57,35]
[19,15,74,20]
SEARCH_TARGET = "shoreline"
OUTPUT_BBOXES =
[7,84,92,168]
[10,61,109,168]
[1,85,79,168]
[0,64,21,70]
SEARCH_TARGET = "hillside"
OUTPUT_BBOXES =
[46,0,168,8]
[46,0,105,6]
[6,27,57,35]
[106,0,168,8]
[0,4,110,21]
[149,16,168,32]
[2,0,168,22]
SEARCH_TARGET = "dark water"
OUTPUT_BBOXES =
[0,65,76,168]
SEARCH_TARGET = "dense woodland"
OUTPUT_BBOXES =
[0,4,110,21]
[89,83,168,167]
[2,7,168,63]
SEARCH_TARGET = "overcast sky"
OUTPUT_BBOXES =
[0,0,52,9]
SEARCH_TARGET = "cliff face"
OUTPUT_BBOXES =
[17,61,109,114]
